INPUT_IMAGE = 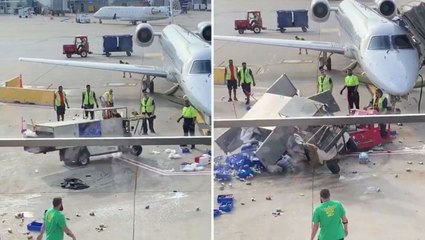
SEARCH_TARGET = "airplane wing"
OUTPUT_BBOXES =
[19,58,168,78]
[215,36,346,54]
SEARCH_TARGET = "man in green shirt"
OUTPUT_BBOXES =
[37,197,76,240]
[311,189,348,240]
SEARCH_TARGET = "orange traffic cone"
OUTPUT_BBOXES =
[19,74,23,88]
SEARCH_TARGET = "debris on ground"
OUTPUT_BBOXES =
[89,212,95,216]
[359,152,369,164]
[118,208,123,211]
[95,224,106,232]
[241,203,245,205]
[8,228,12,233]
[272,212,281,217]
[299,193,305,196]
[217,194,234,214]
[406,168,413,172]
[251,197,256,202]
[196,207,200,211]
[276,209,283,213]
[419,162,424,165]
[145,205,150,210]
[266,196,272,200]
[182,163,205,172]
[246,181,252,186]
[15,212,24,219]
[27,235,33,240]
[75,213,81,217]
[395,174,399,178]
[407,161,413,164]
[66,217,70,220]
[61,178,89,190]
[0,213,6,216]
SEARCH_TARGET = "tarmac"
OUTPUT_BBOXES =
[214,0,425,239]
[0,11,211,240]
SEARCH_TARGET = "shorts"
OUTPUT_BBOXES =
[56,106,65,115]
[227,80,237,90]
[241,83,251,94]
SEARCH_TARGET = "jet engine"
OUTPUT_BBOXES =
[197,21,211,42]
[375,0,396,19]
[135,23,155,47]
[310,0,331,22]
[151,7,162,14]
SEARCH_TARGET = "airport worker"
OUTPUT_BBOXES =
[317,67,333,93]
[295,36,308,55]
[364,88,388,138]
[340,69,360,110]
[119,60,132,78]
[139,91,156,135]
[36,197,77,240]
[238,62,256,105]
[100,89,114,119]
[311,189,348,240]
[177,99,196,149]
[53,86,70,121]
[224,59,238,102]
[81,84,99,120]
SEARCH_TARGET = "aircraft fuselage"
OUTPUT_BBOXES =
[94,6,170,22]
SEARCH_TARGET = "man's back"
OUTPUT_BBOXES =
[44,208,66,240]
[312,200,345,240]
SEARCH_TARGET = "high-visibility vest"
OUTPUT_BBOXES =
[344,75,359,87]
[140,97,154,113]
[83,91,95,105]
[55,91,66,107]
[103,91,112,103]
[182,106,196,118]
[372,96,387,114]
[239,68,252,84]
[318,75,331,92]
[225,65,237,80]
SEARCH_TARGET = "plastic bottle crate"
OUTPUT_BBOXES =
[27,220,42,232]
[214,209,221,217]
[217,194,234,204]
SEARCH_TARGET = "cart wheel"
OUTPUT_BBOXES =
[302,26,307,32]
[126,51,131,57]
[280,28,286,33]
[80,51,88,58]
[130,145,143,156]
[66,53,72,58]
[238,29,244,34]
[253,26,261,34]
[106,52,111,57]
[77,149,90,166]
[326,159,340,174]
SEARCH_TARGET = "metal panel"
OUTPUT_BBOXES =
[243,94,293,120]
[215,127,272,153]
[279,96,323,117]
[266,74,298,97]
[307,91,340,113]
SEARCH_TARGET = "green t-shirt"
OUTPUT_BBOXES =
[44,208,66,240]
[312,200,345,240]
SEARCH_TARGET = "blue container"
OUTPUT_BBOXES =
[238,167,253,179]
[27,220,42,232]
[277,10,292,28]
[118,35,133,52]
[103,35,118,52]
[219,202,234,212]
[214,209,221,217]
[181,147,191,154]
[293,10,308,27]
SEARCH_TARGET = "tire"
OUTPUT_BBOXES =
[326,159,340,174]
[302,26,307,32]
[66,53,72,58]
[130,145,143,156]
[77,149,90,166]
[126,51,131,56]
[238,29,244,34]
[80,51,88,58]
[253,26,261,34]
[280,28,286,33]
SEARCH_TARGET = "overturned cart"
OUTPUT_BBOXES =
[23,107,143,166]
[216,74,356,174]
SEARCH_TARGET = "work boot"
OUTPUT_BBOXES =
[142,132,147,135]
[150,130,156,134]
[228,98,232,102]
[234,97,238,101]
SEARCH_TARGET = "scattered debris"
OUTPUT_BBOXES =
[219,186,224,191]
[0,213,6,217]
[272,212,281,217]
[8,228,12,233]
[27,235,33,240]
[241,203,245,205]
[75,213,81,217]
[66,217,70,220]
[419,162,424,165]
[406,168,413,172]
[99,224,106,228]
[145,205,150,210]
[61,178,89,190]
[89,212,95,216]
[196,207,200,211]
[34,169,39,173]
[407,161,413,164]
[359,152,369,164]
[246,181,252,186]
[395,174,399,178]
[299,193,305,196]
[118,208,123,211]
[352,171,358,174]
[218,194,234,213]
[276,209,283,213]
[376,187,381,192]
[173,190,178,193]
[95,225,106,232]
[397,123,403,126]
[85,175,91,177]
[251,197,256,202]
[228,183,233,188]
[151,150,161,154]
[266,196,272,200]
[15,212,24,219]
[2,219,6,223]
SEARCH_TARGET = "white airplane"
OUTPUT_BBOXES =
[19,22,212,125]
[215,0,420,97]
[93,6,171,25]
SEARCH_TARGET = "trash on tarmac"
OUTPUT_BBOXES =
[181,147,191,154]
[75,213,81,217]
[241,203,245,205]
[214,209,221,218]
[66,218,70,220]
[299,193,305,196]
[0,213,6,216]
[272,212,281,217]
[34,169,39,173]
[196,207,200,211]
[89,212,95,216]
[8,228,13,233]
[395,174,399,178]
[15,212,24,219]
[359,152,369,164]
[168,153,182,159]
[246,181,252,185]
[118,208,123,211]
[145,205,150,210]
[251,197,256,202]
[266,196,272,200]
[217,194,234,213]
[407,161,413,164]
[151,150,161,154]
[165,149,176,154]
[61,178,89,190]
[276,209,283,213]
[27,235,33,240]
[406,168,413,172]
[419,162,424,165]
[99,224,106,228]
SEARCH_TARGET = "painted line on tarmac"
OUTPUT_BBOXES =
[321,28,339,33]
[282,59,314,63]
[119,156,210,176]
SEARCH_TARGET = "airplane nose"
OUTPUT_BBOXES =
[185,75,211,122]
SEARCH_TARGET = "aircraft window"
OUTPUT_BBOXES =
[190,60,211,74]
[392,35,413,49]
[368,36,390,50]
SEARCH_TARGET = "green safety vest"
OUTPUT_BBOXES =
[55,91,66,107]
[182,106,196,118]
[225,65,237,80]
[372,96,387,114]
[103,91,112,103]
[344,75,359,87]
[318,75,331,92]
[239,68,252,84]
[83,91,95,105]
[140,97,154,113]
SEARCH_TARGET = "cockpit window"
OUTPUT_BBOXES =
[190,60,211,74]
[392,35,413,49]
[368,36,390,50]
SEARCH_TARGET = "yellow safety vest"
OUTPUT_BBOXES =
[372,96,387,114]
[182,106,196,118]
[225,65,237,80]
[344,75,359,87]
[83,91,95,105]
[55,91,66,107]
[103,91,112,103]
[318,75,331,92]
[140,97,154,113]
[239,68,252,84]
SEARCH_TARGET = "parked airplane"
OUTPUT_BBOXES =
[94,6,171,25]
[19,22,212,125]
[215,0,420,97]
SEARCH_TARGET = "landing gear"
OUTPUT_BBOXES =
[319,52,333,71]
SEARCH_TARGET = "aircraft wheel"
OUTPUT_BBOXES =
[77,148,90,166]
[130,145,143,156]
[253,26,261,34]
[238,29,244,34]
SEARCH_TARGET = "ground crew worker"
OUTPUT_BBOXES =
[81,84,99,120]
[364,88,388,138]
[311,189,348,240]
[224,59,238,102]
[340,69,360,110]
[177,99,196,149]
[119,60,132,78]
[317,67,333,93]
[140,91,156,135]
[295,36,308,55]
[100,89,114,119]
[238,62,256,105]
[53,86,70,121]
[36,197,77,240]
